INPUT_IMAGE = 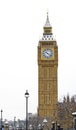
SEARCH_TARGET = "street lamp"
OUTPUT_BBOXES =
[43,118,48,126]
[38,124,42,130]
[25,90,29,130]
[1,110,3,130]
[51,122,55,130]
[42,118,48,130]
[14,117,16,130]
[72,112,76,130]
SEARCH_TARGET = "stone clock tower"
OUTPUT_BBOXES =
[38,13,58,121]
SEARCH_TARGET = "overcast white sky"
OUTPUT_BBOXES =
[0,0,76,120]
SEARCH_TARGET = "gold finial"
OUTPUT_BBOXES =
[47,11,48,18]
[46,11,49,22]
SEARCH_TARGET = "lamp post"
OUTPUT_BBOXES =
[72,112,76,130]
[42,118,48,130]
[43,118,47,125]
[38,124,42,130]
[1,110,3,130]
[51,122,55,130]
[25,90,29,130]
[14,117,16,130]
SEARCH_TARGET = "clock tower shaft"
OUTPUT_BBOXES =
[38,13,58,120]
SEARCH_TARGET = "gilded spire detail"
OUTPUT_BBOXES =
[44,12,51,27]
[40,12,55,41]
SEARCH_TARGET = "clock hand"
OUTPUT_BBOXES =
[46,52,49,55]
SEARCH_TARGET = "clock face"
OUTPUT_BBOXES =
[42,48,53,58]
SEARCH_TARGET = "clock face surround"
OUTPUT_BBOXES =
[42,48,53,58]
[41,47,54,60]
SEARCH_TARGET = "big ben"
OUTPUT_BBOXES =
[38,13,58,120]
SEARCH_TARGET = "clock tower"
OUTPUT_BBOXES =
[38,13,58,121]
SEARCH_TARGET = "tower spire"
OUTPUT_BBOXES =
[40,13,55,41]
[43,12,52,35]
[44,12,51,27]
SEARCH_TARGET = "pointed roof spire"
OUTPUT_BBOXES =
[39,12,55,41]
[44,12,51,27]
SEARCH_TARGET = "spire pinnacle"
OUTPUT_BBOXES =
[40,13,55,41]
[44,12,51,27]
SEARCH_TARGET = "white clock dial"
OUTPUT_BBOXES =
[42,48,53,58]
